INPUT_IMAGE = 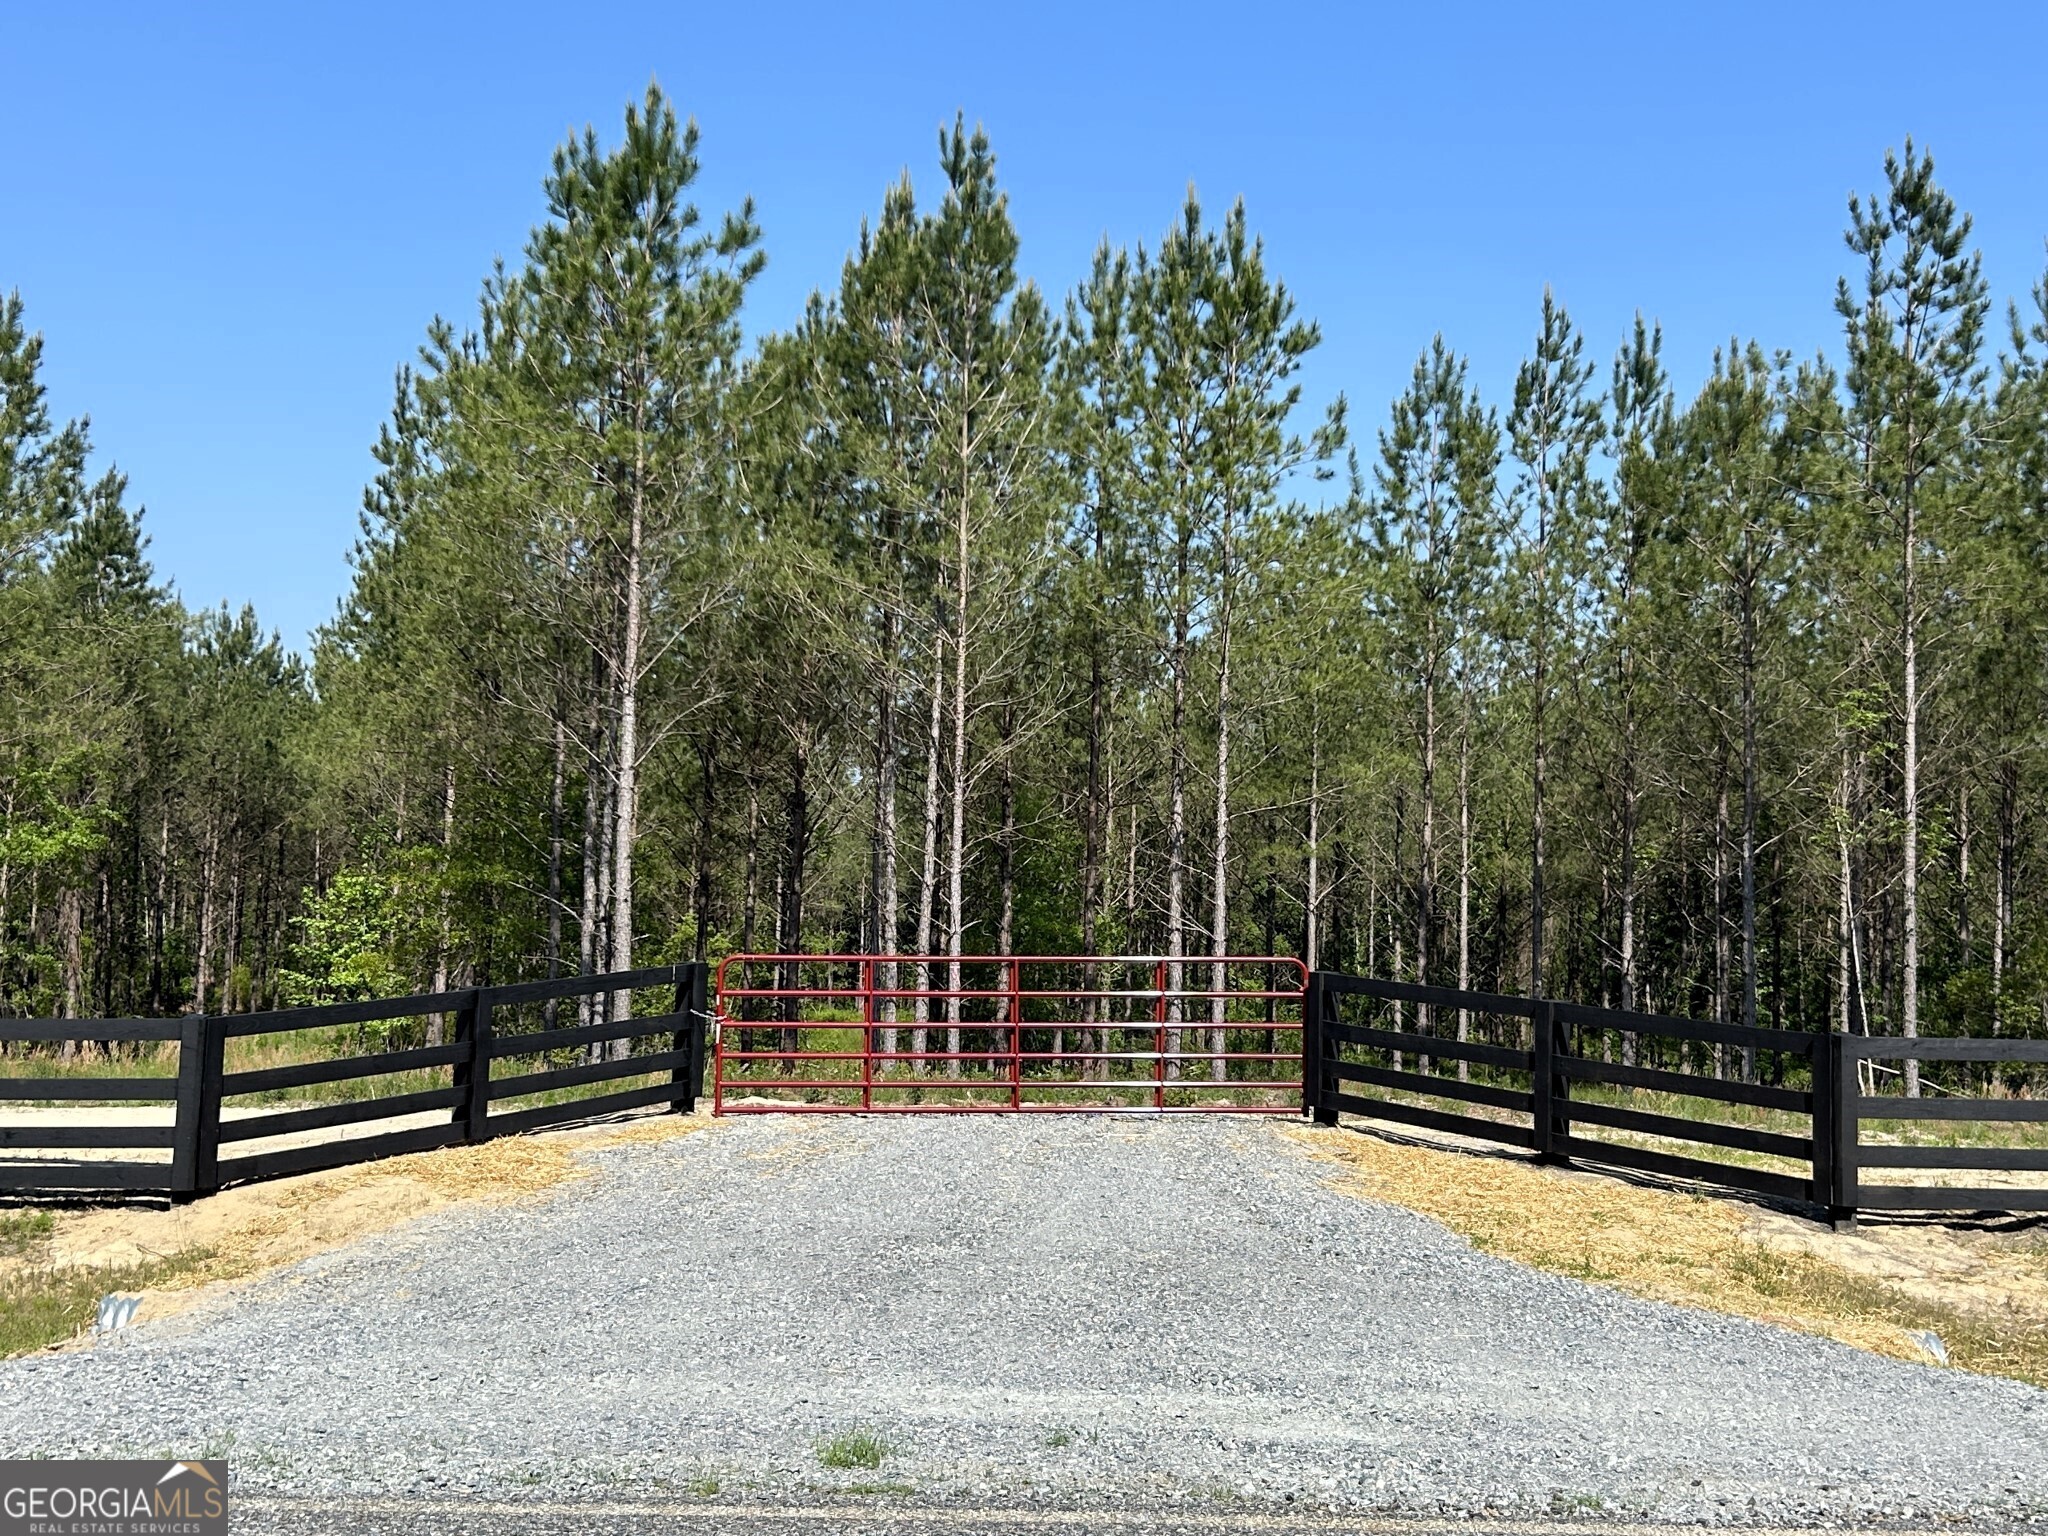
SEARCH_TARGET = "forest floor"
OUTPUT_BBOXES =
[0,1115,2044,1530]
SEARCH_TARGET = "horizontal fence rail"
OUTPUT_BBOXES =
[714,953,1306,1114]
[0,964,710,1200]
[1840,1035,2048,1213]
[1304,972,2048,1220]
[11,959,2043,1219]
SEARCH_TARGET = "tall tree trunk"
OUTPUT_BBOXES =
[1837,744,1854,1035]
[1208,532,1233,1083]
[545,713,566,1027]
[1125,803,1139,948]
[578,674,607,1032]
[876,607,900,1055]
[195,824,220,1017]
[427,760,456,1048]
[1457,685,1473,1081]
[1900,497,1921,1094]
[1995,757,2016,1034]
[1530,494,1550,1000]
[740,781,762,951]
[57,885,83,1045]
[1617,614,1640,1066]
[1165,535,1190,1073]
[739,778,761,1051]
[913,633,944,1074]
[1712,777,1729,1078]
[1956,784,1971,965]
[996,704,1017,1047]
[1305,711,1323,971]
[945,516,970,1071]
[1739,564,1760,1074]
[607,479,645,1053]
[1081,561,1106,1032]
[778,737,810,1061]
[693,736,717,966]
[590,734,616,1050]
[149,806,170,1014]
[1417,615,1437,1042]
[0,784,13,1015]
[1390,792,1406,1066]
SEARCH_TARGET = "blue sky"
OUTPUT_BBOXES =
[4,2,2045,651]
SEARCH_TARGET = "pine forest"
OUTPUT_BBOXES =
[4,88,2046,1077]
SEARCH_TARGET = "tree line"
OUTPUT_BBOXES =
[3,88,2043,1082]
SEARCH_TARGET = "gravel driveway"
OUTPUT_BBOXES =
[1,1116,2041,1527]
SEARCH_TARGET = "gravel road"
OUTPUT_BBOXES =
[1,1116,2042,1529]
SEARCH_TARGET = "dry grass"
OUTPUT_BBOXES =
[1284,1123,2048,1389]
[1,1113,708,1357]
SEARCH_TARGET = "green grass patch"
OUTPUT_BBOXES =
[0,1247,216,1358]
[816,1426,891,1471]
[1722,1237,2048,1387]
[0,1211,55,1260]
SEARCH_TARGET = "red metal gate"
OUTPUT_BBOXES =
[712,953,1306,1114]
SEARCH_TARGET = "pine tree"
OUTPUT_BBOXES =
[1507,291,1603,996]
[1370,337,1498,1035]
[1832,141,1988,1090]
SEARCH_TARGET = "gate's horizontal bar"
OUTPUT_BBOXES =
[716,1103,1304,1115]
[723,1076,1301,1091]
[867,1079,1301,1091]
[719,1049,1301,1062]
[1016,1050,1298,1061]
[718,952,1309,967]
[717,987,1307,1002]
[712,1028,1302,1040]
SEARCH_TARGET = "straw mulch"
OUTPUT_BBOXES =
[1283,1122,2048,1388]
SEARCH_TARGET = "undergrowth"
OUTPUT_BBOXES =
[0,1211,55,1259]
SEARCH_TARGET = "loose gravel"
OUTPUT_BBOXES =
[1,1116,2042,1527]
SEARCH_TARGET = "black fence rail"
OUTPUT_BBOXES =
[0,964,710,1200]
[1303,971,2048,1221]
[1843,1035,2048,1213]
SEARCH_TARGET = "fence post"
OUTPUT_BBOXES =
[1531,999,1560,1162]
[1808,1027,1834,1218]
[1820,1030,1858,1230]
[673,963,707,1115]
[173,1015,227,1201]
[1303,972,1337,1126]
[1549,999,1571,1163]
[453,989,492,1144]
[171,1015,207,1203]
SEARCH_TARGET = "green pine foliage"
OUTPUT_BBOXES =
[1,106,2044,1079]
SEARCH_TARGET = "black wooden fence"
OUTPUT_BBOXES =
[10,962,2043,1219]
[1304,971,2048,1221]
[0,965,709,1201]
